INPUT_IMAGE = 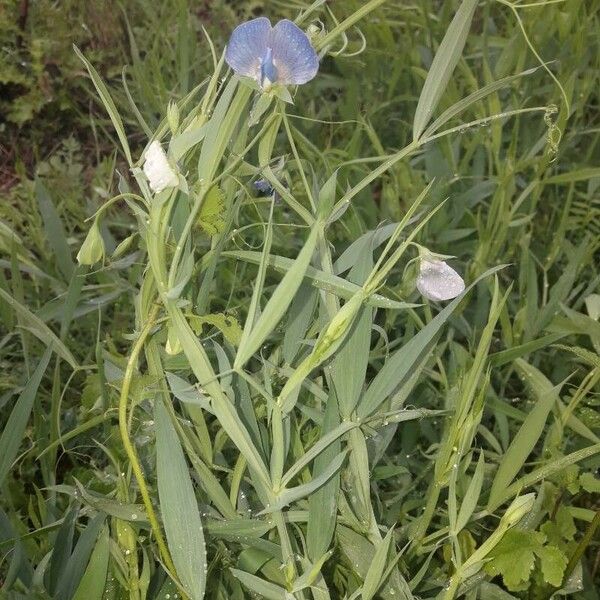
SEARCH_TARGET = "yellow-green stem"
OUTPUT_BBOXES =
[117,303,177,578]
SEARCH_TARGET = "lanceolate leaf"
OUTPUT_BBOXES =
[222,250,414,310]
[413,0,479,140]
[155,399,207,600]
[488,359,560,510]
[0,347,52,487]
[234,225,320,369]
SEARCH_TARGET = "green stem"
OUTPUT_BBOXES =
[316,0,389,51]
[87,192,149,222]
[282,107,316,213]
[561,510,600,590]
[273,510,306,600]
[117,303,177,578]
[411,481,441,544]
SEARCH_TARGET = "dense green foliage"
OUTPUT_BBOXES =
[1,1,599,599]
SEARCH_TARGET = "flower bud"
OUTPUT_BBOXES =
[501,493,535,527]
[167,101,179,134]
[77,220,105,266]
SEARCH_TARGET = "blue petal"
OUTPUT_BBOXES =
[225,17,271,80]
[261,47,279,85]
[269,20,319,85]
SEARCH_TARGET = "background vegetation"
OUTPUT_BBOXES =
[1,0,599,599]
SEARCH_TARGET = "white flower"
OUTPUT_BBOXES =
[417,258,465,301]
[142,141,178,193]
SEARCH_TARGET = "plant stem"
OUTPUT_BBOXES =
[561,510,600,590]
[316,0,389,51]
[411,481,441,544]
[273,510,307,600]
[117,303,177,577]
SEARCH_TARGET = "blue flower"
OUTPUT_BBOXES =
[253,178,274,195]
[225,17,319,90]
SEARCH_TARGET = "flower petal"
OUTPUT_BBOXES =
[416,259,465,301]
[269,19,319,85]
[225,17,271,81]
[143,141,179,194]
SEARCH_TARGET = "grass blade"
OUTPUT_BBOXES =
[0,288,78,369]
[231,569,286,599]
[487,359,561,510]
[222,250,413,310]
[155,399,207,600]
[234,225,320,369]
[55,513,106,600]
[73,45,133,166]
[413,0,479,140]
[362,527,395,600]
[0,347,52,487]
[259,450,347,515]
[35,179,74,280]
[307,393,342,562]
[454,451,485,534]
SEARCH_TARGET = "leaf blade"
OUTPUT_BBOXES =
[155,399,207,600]
[413,0,479,140]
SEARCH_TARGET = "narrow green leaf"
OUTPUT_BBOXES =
[331,235,373,418]
[292,551,333,593]
[155,399,207,600]
[234,225,320,369]
[167,304,271,489]
[35,179,74,280]
[489,333,566,367]
[198,80,251,182]
[282,421,356,488]
[545,168,600,184]
[422,67,537,138]
[259,450,347,515]
[493,443,600,510]
[413,0,479,140]
[488,359,560,510]
[236,201,275,366]
[283,282,318,364]
[48,505,78,595]
[72,480,147,523]
[170,122,207,161]
[73,45,133,165]
[362,527,395,600]
[0,507,33,588]
[307,393,342,562]
[347,428,372,525]
[454,452,485,534]
[0,287,78,369]
[231,569,287,600]
[0,347,52,487]
[222,250,413,310]
[56,513,106,600]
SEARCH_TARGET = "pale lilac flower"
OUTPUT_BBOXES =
[225,18,319,90]
[417,258,465,301]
